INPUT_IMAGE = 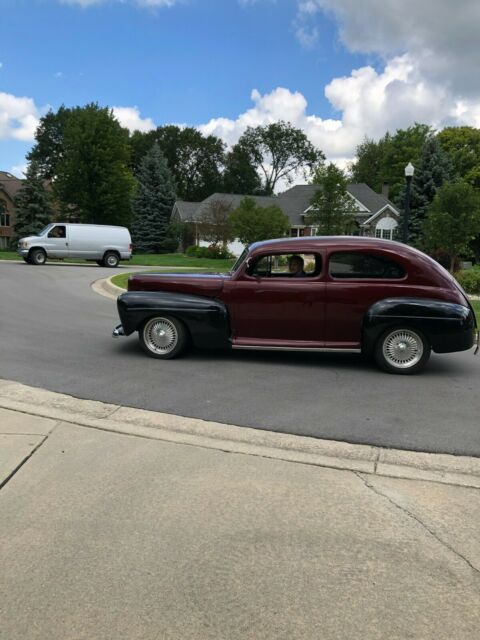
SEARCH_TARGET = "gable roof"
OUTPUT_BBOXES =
[172,183,400,226]
[0,171,23,202]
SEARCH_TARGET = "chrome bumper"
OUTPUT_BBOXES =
[112,324,125,338]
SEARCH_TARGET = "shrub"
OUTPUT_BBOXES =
[185,244,234,259]
[455,267,480,295]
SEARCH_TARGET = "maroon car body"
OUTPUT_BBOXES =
[114,237,478,373]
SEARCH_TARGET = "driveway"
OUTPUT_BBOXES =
[0,261,479,455]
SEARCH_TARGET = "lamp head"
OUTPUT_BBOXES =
[405,162,415,178]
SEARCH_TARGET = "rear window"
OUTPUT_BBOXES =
[329,252,405,279]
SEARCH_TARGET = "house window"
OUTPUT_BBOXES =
[0,212,11,227]
[375,216,397,240]
[290,228,299,237]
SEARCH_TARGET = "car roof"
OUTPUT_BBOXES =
[249,236,408,253]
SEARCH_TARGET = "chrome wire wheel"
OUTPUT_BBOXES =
[144,317,178,356]
[382,329,424,369]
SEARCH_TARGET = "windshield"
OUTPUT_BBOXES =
[230,247,249,274]
[37,223,54,237]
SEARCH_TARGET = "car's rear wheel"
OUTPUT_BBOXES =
[374,326,430,374]
[96,260,104,266]
[139,316,187,359]
[30,248,47,265]
[103,251,119,268]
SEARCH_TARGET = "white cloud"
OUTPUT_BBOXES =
[0,93,40,141]
[10,163,28,178]
[112,106,156,132]
[297,0,480,96]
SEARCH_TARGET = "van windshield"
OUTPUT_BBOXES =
[38,224,54,236]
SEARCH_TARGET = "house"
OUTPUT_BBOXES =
[171,183,400,255]
[0,172,23,249]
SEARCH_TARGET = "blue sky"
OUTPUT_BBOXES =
[1,0,479,176]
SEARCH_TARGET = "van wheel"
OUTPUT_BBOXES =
[139,316,187,359]
[374,327,430,374]
[23,257,32,264]
[96,260,104,266]
[103,252,119,268]
[30,249,47,265]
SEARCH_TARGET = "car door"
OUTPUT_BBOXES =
[325,250,407,347]
[224,251,326,346]
[45,225,69,258]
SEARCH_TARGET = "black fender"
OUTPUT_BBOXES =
[117,291,231,349]
[362,297,476,355]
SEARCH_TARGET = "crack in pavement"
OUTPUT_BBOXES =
[354,471,480,577]
[0,435,49,490]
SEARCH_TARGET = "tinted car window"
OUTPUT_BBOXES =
[251,253,321,278]
[329,252,405,279]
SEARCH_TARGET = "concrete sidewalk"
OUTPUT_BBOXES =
[1,392,480,638]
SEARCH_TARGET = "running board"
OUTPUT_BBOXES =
[232,345,362,353]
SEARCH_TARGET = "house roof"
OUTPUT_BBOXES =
[0,171,23,201]
[172,183,400,226]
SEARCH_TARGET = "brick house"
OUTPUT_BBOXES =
[171,183,400,255]
[0,171,23,249]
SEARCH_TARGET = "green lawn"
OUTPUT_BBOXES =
[0,249,235,271]
[471,299,480,316]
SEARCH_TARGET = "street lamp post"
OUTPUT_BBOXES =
[403,162,415,244]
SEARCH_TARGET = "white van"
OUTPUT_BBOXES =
[17,223,132,267]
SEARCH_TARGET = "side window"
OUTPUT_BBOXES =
[329,252,405,279]
[48,225,66,239]
[250,253,321,278]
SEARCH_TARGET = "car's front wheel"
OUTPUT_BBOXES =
[29,248,47,266]
[139,316,187,359]
[374,327,431,374]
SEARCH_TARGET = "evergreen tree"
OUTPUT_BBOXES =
[131,144,176,253]
[396,135,453,244]
[13,161,55,240]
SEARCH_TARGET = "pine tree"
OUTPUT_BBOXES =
[131,144,176,253]
[14,161,54,241]
[396,135,453,244]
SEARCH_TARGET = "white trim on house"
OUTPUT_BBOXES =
[361,204,400,227]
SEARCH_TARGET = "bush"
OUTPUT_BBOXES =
[455,267,480,294]
[185,244,234,259]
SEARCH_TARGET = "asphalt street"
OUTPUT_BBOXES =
[0,260,479,455]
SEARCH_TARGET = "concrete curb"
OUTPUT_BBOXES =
[1,378,480,488]
[91,276,124,300]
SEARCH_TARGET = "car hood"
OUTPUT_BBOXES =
[19,235,42,243]
[128,272,230,297]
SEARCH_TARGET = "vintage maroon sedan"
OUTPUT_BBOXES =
[113,237,478,374]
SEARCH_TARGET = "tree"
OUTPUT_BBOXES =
[421,181,480,272]
[237,121,324,195]
[437,126,480,187]
[381,124,433,200]
[54,103,134,226]
[396,135,453,244]
[130,125,225,201]
[27,106,72,179]
[349,134,392,192]
[222,143,262,194]
[307,164,356,235]
[229,197,290,245]
[350,124,432,200]
[196,199,235,247]
[131,144,176,253]
[13,161,55,240]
